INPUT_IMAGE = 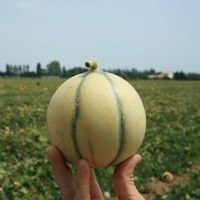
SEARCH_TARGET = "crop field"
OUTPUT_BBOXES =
[0,78,200,200]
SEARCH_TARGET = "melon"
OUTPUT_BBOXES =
[47,59,146,168]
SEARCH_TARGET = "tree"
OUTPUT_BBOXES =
[22,65,29,73]
[19,65,22,74]
[6,64,11,75]
[62,66,67,77]
[36,63,42,77]
[187,73,200,80]
[174,71,186,80]
[47,61,61,76]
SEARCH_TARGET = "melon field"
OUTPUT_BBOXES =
[0,78,200,200]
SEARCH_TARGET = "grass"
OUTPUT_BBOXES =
[0,78,200,199]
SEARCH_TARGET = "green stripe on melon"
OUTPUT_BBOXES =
[98,71,126,166]
[47,59,146,168]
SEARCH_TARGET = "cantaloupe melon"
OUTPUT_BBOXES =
[47,59,146,168]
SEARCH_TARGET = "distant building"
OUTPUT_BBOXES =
[148,72,174,80]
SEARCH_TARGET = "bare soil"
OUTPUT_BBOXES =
[142,173,190,199]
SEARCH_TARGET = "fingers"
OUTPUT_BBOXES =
[114,154,145,200]
[47,146,104,200]
[76,160,104,200]
[46,146,75,200]
[115,154,142,177]
[90,169,104,199]
[75,159,91,200]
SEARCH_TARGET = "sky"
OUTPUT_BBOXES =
[0,0,200,73]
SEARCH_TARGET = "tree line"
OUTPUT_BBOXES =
[0,60,200,80]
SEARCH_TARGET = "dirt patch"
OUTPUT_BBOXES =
[144,173,190,198]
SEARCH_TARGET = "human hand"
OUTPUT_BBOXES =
[46,146,145,200]
[46,145,103,199]
[113,152,145,200]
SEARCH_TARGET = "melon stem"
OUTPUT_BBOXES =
[85,59,98,70]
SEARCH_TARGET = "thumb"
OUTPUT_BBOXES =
[113,154,145,200]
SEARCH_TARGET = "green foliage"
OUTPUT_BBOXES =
[2,62,200,80]
[47,61,61,76]
[0,79,200,199]
[62,67,87,78]
[36,63,42,78]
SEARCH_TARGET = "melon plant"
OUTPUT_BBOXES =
[47,59,146,168]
